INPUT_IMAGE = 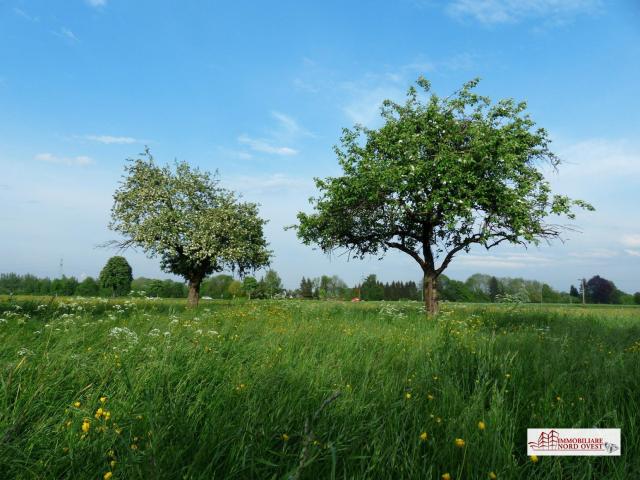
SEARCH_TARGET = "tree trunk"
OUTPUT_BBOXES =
[187,276,202,308]
[423,273,438,316]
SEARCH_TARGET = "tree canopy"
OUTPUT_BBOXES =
[108,150,271,306]
[99,256,133,297]
[296,77,593,315]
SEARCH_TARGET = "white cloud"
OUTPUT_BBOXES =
[557,139,640,178]
[622,234,640,248]
[227,173,312,194]
[567,249,618,259]
[271,111,314,139]
[85,135,139,145]
[58,28,79,42]
[237,135,298,156]
[86,0,107,7]
[625,249,640,258]
[454,253,554,269]
[446,0,601,24]
[14,8,38,22]
[35,153,93,167]
[343,85,404,127]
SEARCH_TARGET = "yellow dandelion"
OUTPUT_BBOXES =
[478,421,486,430]
[100,396,108,404]
[454,438,465,448]
[103,472,113,480]
[405,392,412,399]
[73,401,81,408]
[282,433,290,442]
[427,394,435,401]
[488,472,497,479]
[530,455,539,463]
[81,420,90,433]
[419,432,428,442]
[95,407,104,419]
[104,411,111,420]
[442,473,451,480]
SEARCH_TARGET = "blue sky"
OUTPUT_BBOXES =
[1,0,639,292]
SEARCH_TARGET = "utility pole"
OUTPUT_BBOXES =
[578,278,586,305]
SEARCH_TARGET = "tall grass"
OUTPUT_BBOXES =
[1,297,639,479]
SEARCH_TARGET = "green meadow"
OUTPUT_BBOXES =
[1,297,639,479]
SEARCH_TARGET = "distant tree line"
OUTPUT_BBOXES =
[0,266,637,305]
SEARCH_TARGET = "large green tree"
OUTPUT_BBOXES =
[108,150,271,307]
[296,78,593,315]
[99,256,133,297]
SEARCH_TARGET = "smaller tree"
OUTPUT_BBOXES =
[488,276,502,302]
[227,280,243,298]
[299,277,314,299]
[261,269,283,298]
[569,285,579,298]
[634,292,640,305]
[242,276,258,299]
[108,150,271,307]
[585,275,616,304]
[99,256,133,297]
[77,277,100,297]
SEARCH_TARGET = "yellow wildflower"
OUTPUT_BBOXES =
[427,394,435,401]
[282,433,290,442]
[530,455,539,463]
[442,473,451,480]
[103,472,113,480]
[488,472,497,479]
[95,408,104,419]
[130,444,138,450]
[73,401,81,408]
[419,432,428,442]
[405,392,412,399]
[100,396,108,404]
[81,420,90,433]
[454,438,465,448]
[478,421,486,430]
[110,460,116,468]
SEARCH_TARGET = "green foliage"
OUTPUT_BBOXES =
[296,77,593,312]
[201,275,235,299]
[299,277,314,299]
[242,276,258,299]
[360,274,385,301]
[258,269,284,298]
[634,292,640,305]
[99,256,133,297]
[131,278,187,298]
[108,150,271,300]
[76,277,100,297]
[1,298,639,479]
[488,276,501,302]
[586,275,618,304]
[226,280,243,298]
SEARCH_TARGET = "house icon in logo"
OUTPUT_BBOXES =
[528,430,560,450]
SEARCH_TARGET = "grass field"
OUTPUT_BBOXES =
[1,297,639,479]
